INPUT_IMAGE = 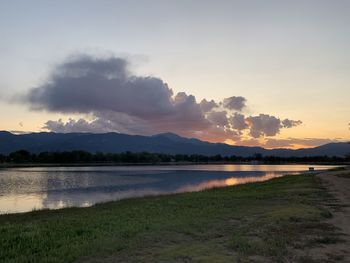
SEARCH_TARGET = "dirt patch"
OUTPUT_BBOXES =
[305,168,350,262]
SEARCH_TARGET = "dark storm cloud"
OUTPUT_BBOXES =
[229,113,248,130]
[27,55,175,119]
[222,96,246,111]
[282,119,303,128]
[245,114,302,138]
[23,54,302,142]
[246,114,281,138]
[206,111,228,127]
[24,54,214,137]
[199,99,218,113]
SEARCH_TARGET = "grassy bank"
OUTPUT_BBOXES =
[0,173,340,263]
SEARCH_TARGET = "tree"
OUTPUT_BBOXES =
[9,150,33,163]
[253,153,263,161]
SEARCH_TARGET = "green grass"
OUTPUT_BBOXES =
[0,174,339,262]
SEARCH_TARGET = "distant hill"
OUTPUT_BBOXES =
[0,131,349,157]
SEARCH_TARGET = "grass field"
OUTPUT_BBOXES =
[0,173,341,262]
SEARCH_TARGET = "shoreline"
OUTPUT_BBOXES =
[0,162,347,169]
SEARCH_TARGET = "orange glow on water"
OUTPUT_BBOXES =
[177,172,290,193]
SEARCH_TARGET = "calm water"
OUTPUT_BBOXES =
[0,164,336,214]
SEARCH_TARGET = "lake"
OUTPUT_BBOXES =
[0,164,336,214]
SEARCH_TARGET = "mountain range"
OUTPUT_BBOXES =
[0,131,349,157]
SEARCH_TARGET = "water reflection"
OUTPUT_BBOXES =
[0,165,336,214]
[177,171,296,192]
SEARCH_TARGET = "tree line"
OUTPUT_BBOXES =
[0,150,349,164]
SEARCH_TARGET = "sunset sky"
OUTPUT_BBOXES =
[0,0,349,149]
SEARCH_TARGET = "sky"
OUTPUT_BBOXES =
[0,0,349,149]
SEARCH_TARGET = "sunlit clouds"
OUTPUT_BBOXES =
[22,54,303,144]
